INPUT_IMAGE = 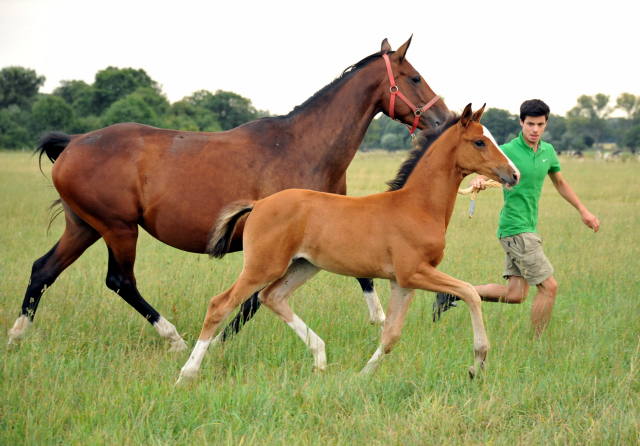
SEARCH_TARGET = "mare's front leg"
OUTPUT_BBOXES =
[404,266,489,378]
[361,281,414,375]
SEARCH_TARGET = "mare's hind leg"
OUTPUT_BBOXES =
[259,259,325,370]
[361,281,414,375]
[102,227,187,352]
[356,278,385,326]
[8,214,101,344]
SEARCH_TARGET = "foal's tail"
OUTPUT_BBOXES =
[34,131,71,171]
[207,201,256,259]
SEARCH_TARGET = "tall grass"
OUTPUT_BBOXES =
[1,150,639,445]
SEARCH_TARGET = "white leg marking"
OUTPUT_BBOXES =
[153,316,188,352]
[7,315,33,344]
[176,339,212,384]
[360,346,384,375]
[287,314,326,371]
[364,290,386,325]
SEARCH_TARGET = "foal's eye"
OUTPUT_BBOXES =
[474,140,486,148]
[411,76,421,84]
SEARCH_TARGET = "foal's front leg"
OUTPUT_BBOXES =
[404,266,489,377]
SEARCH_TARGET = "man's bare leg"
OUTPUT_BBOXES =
[530,276,558,338]
[475,276,529,304]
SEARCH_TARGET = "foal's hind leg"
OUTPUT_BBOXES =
[361,281,414,375]
[102,227,187,352]
[177,277,268,383]
[259,259,325,370]
[8,214,101,344]
[217,277,383,344]
[356,278,385,326]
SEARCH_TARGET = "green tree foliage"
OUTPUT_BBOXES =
[481,108,520,144]
[103,92,160,127]
[0,105,32,149]
[31,96,75,133]
[93,67,160,115]
[165,99,221,132]
[188,90,258,131]
[53,80,95,116]
[622,124,640,154]
[566,94,613,147]
[0,66,45,109]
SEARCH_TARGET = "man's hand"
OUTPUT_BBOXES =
[470,175,489,190]
[581,210,600,233]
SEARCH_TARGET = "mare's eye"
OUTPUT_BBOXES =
[474,140,485,148]
[412,76,421,84]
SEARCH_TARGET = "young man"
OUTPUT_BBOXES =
[433,99,600,337]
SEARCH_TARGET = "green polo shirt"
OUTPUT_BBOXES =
[497,132,561,238]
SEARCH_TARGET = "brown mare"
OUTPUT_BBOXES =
[176,104,520,383]
[8,37,449,351]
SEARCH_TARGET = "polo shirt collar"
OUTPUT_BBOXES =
[517,132,546,153]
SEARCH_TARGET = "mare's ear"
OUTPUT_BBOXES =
[472,103,486,122]
[380,38,392,54]
[460,103,473,127]
[393,35,413,60]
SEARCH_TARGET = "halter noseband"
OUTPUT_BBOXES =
[382,53,440,136]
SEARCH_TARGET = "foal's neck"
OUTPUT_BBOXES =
[402,141,465,229]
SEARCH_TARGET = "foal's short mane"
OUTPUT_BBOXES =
[386,114,461,191]
[275,51,394,119]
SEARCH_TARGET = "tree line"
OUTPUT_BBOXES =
[1,65,639,154]
[0,66,269,149]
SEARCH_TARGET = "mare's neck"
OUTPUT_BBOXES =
[401,141,465,230]
[275,62,385,179]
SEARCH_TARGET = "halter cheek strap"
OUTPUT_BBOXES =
[382,53,440,136]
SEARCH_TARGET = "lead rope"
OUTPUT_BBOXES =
[457,180,502,218]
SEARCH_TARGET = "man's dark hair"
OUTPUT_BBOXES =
[520,99,550,122]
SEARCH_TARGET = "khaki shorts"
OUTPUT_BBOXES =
[499,233,554,286]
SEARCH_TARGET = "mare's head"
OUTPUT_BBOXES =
[354,36,450,130]
[446,104,520,187]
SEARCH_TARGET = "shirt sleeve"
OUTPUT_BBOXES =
[548,144,561,173]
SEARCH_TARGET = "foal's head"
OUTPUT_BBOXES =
[448,104,520,187]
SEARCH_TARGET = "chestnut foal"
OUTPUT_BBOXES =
[177,104,519,383]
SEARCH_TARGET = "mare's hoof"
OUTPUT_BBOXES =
[169,338,188,352]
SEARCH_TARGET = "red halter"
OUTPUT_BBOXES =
[382,53,440,136]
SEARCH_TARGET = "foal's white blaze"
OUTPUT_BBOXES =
[364,289,386,326]
[482,125,520,178]
[177,338,212,384]
[7,315,32,344]
[153,316,188,352]
[287,314,327,371]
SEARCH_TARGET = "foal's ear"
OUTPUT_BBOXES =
[393,35,413,60]
[472,103,486,122]
[460,103,473,127]
[380,38,392,54]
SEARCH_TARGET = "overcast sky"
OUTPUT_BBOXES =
[1,0,637,118]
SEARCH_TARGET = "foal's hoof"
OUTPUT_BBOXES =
[468,360,485,380]
[168,338,188,352]
[7,315,32,344]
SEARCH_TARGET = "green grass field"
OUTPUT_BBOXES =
[1,150,639,445]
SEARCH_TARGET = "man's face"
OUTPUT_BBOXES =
[520,115,547,147]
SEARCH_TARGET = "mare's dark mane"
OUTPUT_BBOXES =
[386,114,461,191]
[272,51,394,119]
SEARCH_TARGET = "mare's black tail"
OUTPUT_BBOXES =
[34,131,71,170]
